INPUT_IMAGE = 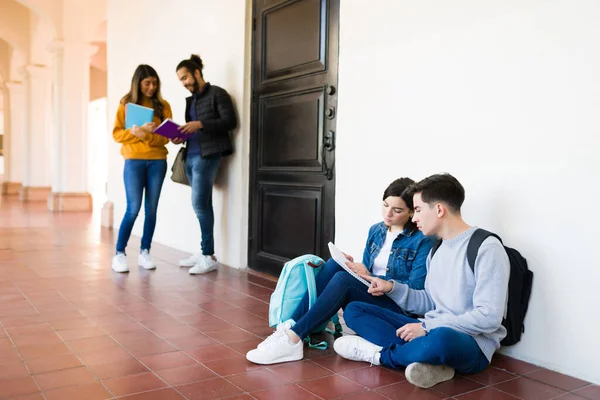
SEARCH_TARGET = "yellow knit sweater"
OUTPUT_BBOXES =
[112,98,172,159]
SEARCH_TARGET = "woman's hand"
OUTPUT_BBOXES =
[361,275,394,296]
[130,125,147,140]
[141,122,157,133]
[171,138,185,145]
[342,252,354,262]
[396,323,426,342]
[178,121,203,134]
[345,262,369,276]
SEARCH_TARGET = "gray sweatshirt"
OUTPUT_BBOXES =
[387,227,509,361]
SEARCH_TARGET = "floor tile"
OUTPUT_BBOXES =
[298,374,366,399]
[25,353,83,374]
[33,365,97,391]
[88,358,150,380]
[573,385,600,400]
[375,381,448,400]
[139,351,195,370]
[184,344,240,362]
[202,354,264,376]
[268,360,334,383]
[456,387,522,400]
[465,366,518,386]
[102,372,168,397]
[43,382,113,400]
[251,384,321,400]
[341,365,406,389]
[117,388,185,399]
[155,363,217,386]
[227,368,291,392]
[175,377,243,400]
[0,376,40,399]
[525,369,591,391]
[0,361,31,381]
[492,354,542,375]
[493,376,567,400]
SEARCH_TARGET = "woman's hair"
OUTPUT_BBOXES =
[383,177,417,231]
[121,64,165,120]
[176,54,204,78]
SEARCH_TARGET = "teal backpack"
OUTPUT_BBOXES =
[268,254,343,349]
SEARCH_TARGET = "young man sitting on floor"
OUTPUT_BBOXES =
[333,173,510,388]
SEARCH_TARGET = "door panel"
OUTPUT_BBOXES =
[249,0,339,276]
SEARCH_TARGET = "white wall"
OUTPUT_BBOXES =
[336,0,600,384]
[106,0,251,267]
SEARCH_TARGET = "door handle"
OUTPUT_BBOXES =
[322,131,335,180]
[323,130,335,151]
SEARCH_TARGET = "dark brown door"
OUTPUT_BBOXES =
[249,0,339,276]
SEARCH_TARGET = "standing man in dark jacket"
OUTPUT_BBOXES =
[173,54,236,274]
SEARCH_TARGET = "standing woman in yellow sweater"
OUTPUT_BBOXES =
[111,65,172,273]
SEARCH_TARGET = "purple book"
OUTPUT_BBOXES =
[153,118,189,140]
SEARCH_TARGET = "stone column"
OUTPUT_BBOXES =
[20,65,52,202]
[47,41,97,211]
[1,82,25,195]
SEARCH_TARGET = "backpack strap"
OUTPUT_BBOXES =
[466,229,503,272]
[431,238,443,257]
[303,261,319,309]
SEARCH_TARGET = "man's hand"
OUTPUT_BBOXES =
[361,275,394,296]
[171,138,185,145]
[345,262,369,276]
[141,122,157,133]
[130,125,147,140]
[396,323,426,342]
[178,121,203,134]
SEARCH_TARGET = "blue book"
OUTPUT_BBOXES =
[125,103,154,129]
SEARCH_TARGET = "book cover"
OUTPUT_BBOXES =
[153,118,189,140]
[125,103,154,129]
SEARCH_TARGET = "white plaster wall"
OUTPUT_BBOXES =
[336,0,600,384]
[106,0,251,268]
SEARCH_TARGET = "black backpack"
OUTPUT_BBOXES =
[431,229,533,346]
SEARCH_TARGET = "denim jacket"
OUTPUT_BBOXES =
[361,222,435,290]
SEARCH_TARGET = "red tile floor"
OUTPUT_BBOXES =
[0,196,598,399]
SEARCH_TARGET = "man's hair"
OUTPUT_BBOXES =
[409,173,465,213]
[176,54,204,78]
[383,177,417,231]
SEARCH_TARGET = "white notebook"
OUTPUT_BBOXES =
[328,242,371,287]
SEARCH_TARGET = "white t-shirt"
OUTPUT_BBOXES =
[372,230,401,276]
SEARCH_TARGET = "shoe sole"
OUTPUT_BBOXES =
[405,363,455,388]
[189,268,217,275]
[112,268,129,273]
[246,352,303,365]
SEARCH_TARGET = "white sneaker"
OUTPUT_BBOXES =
[333,335,382,365]
[189,255,218,275]
[138,250,156,270]
[258,321,294,350]
[179,253,201,267]
[111,253,129,273]
[405,362,455,388]
[246,324,303,365]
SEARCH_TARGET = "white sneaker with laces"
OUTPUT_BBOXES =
[405,362,455,388]
[111,253,129,273]
[258,321,294,350]
[179,253,201,267]
[246,323,303,364]
[138,250,156,270]
[189,255,218,275]
[333,335,382,365]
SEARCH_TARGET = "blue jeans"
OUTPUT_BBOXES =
[343,302,489,374]
[289,258,408,339]
[116,159,167,253]
[185,154,222,255]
